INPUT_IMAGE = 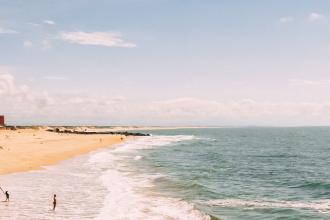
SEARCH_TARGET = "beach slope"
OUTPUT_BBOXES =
[0,128,124,175]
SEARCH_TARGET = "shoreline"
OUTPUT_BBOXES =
[0,125,203,176]
[0,128,127,175]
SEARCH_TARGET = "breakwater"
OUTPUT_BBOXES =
[46,128,150,136]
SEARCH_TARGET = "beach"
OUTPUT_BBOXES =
[0,128,125,175]
[0,130,212,220]
[0,127,328,219]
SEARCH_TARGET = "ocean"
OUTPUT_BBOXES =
[0,127,329,219]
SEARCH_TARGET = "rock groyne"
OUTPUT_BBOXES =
[46,128,150,136]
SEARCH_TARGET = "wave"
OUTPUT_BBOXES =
[112,135,196,153]
[88,135,210,220]
[200,199,330,213]
[251,154,299,158]
[290,181,330,190]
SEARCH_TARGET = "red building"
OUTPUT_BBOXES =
[0,115,5,126]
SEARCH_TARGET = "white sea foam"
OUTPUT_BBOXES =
[134,155,143,160]
[201,199,330,213]
[95,168,210,220]
[89,135,211,220]
[111,135,196,153]
[0,153,108,220]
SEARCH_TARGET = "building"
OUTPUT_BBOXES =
[0,115,5,127]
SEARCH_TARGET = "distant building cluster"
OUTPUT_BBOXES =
[0,115,5,127]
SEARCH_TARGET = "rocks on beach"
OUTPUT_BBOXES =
[46,128,150,137]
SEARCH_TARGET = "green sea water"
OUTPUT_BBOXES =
[131,127,330,220]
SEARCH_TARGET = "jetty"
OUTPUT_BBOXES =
[46,128,150,136]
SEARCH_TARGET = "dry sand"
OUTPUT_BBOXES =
[0,128,125,175]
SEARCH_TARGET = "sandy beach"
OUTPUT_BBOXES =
[0,128,125,175]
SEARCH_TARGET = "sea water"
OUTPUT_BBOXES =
[0,127,329,219]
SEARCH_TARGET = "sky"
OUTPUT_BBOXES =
[1,0,330,126]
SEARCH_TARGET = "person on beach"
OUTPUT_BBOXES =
[53,194,56,210]
[5,191,9,202]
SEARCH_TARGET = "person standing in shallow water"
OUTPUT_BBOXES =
[53,194,56,211]
[5,191,9,202]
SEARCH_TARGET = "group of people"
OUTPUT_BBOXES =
[1,187,57,211]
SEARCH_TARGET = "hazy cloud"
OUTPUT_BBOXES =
[307,12,325,22]
[43,76,68,81]
[60,31,136,48]
[23,40,33,48]
[0,27,18,34]
[3,73,330,125]
[27,22,41,27]
[279,16,294,24]
[43,20,56,25]
[289,79,330,86]
[40,39,52,50]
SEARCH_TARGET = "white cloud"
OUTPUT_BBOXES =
[0,73,16,95]
[307,12,325,22]
[0,27,18,34]
[279,16,294,24]
[23,40,33,48]
[23,40,53,50]
[289,79,330,86]
[43,20,56,25]
[40,39,52,50]
[60,31,136,48]
[144,98,330,125]
[43,76,68,81]
[0,73,53,113]
[3,72,330,125]
[27,22,41,27]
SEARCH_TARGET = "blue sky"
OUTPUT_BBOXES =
[1,0,330,125]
